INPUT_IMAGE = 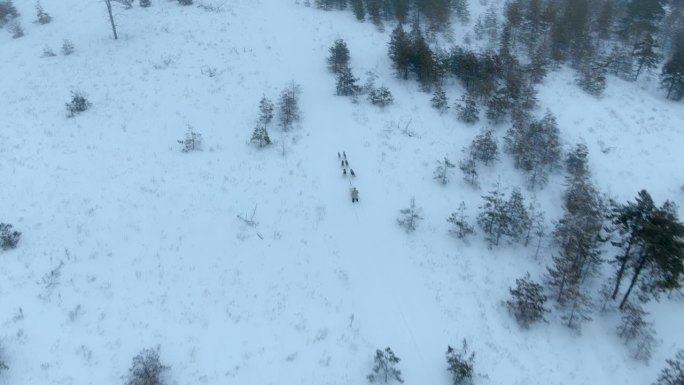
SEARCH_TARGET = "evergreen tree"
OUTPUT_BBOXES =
[447,202,475,239]
[328,38,351,74]
[336,66,361,96]
[397,197,423,233]
[367,347,404,383]
[409,21,438,90]
[507,272,548,328]
[258,95,274,128]
[468,129,498,166]
[506,188,530,242]
[277,81,302,130]
[126,347,169,385]
[446,340,475,385]
[388,24,412,79]
[504,111,562,189]
[453,0,470,23]
[434,156,456,185]
[0,0,19,27]
[618,302,657,363]
[477,183,509,247]
[653,350,684,385]
[368,86,394,107]
[140,0,151,7]
[576,60,607,96]
[459,157,479,188]
[431,86,449,113]
[250,124,271,148]
[618,0,665,43]
[606,191,684,309]
[565,143,590,180]
[351,0,365,21]
[35,1,52,24]
[455,94,479,124]
[660,45,684,101]
[632,33,662,81]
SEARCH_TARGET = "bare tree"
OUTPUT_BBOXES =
[104,0,118,40]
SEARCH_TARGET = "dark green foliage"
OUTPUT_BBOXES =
[336,66,361,96]
[35,1,52,24]
[507,273,548,328]
[576,60,607,96]
[140,0,151,7]
[65,91,92,118]
[565,143,590,180]
[504,111,561,189]
[506,188,530,241]
[368,86,393,107]
[328,39,351,74]
[351,0,365,20]
[606,190,684,309]
[448,202,474,239]
[367,347,404,383]
[0,0,19,27]
[468,130,498,166]
[178,0,192,5]
[632,33,662,80]
[409,21,438,90]
[126,347,169,385]
[455,94,479,124]
[459,157,479,187]
[618,0,665,42]
[661,44,684,100]
[1,223,21,250]
[388,24,412,80]
[446,340,475,385]
[653,350,684,385]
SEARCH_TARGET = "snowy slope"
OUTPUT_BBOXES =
[1,1,683,384]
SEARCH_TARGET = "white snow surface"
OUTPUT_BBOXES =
[1,1,683,384]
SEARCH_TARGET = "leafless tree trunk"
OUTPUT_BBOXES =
[104,0,118,40]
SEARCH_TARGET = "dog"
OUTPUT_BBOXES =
[338,152,341,159]
[344,160,349,167]
[343,151,347,159]
[350,169,355,177]
[343,168,347,176]
[341,160,345,167]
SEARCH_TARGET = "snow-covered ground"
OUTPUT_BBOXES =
[1,1,682,384]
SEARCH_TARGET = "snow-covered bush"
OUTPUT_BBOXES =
[446,340,475,385]
[0,223,21,250]
[65,91,92,118]
[35,1,52,24]
[178,0,192,5]
[61,39,75,55]
[126,347,169,385]
[368,86,394,107]
[178,126,202,152]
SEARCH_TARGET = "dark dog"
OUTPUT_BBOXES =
[341,160,345,167]
[338,152,341,159]
[344,160,349,167]
[350,169,355,177]
[343,168,347,176]
[343,151,347,159]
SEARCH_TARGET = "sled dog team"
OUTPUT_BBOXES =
[338,151,359,203]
